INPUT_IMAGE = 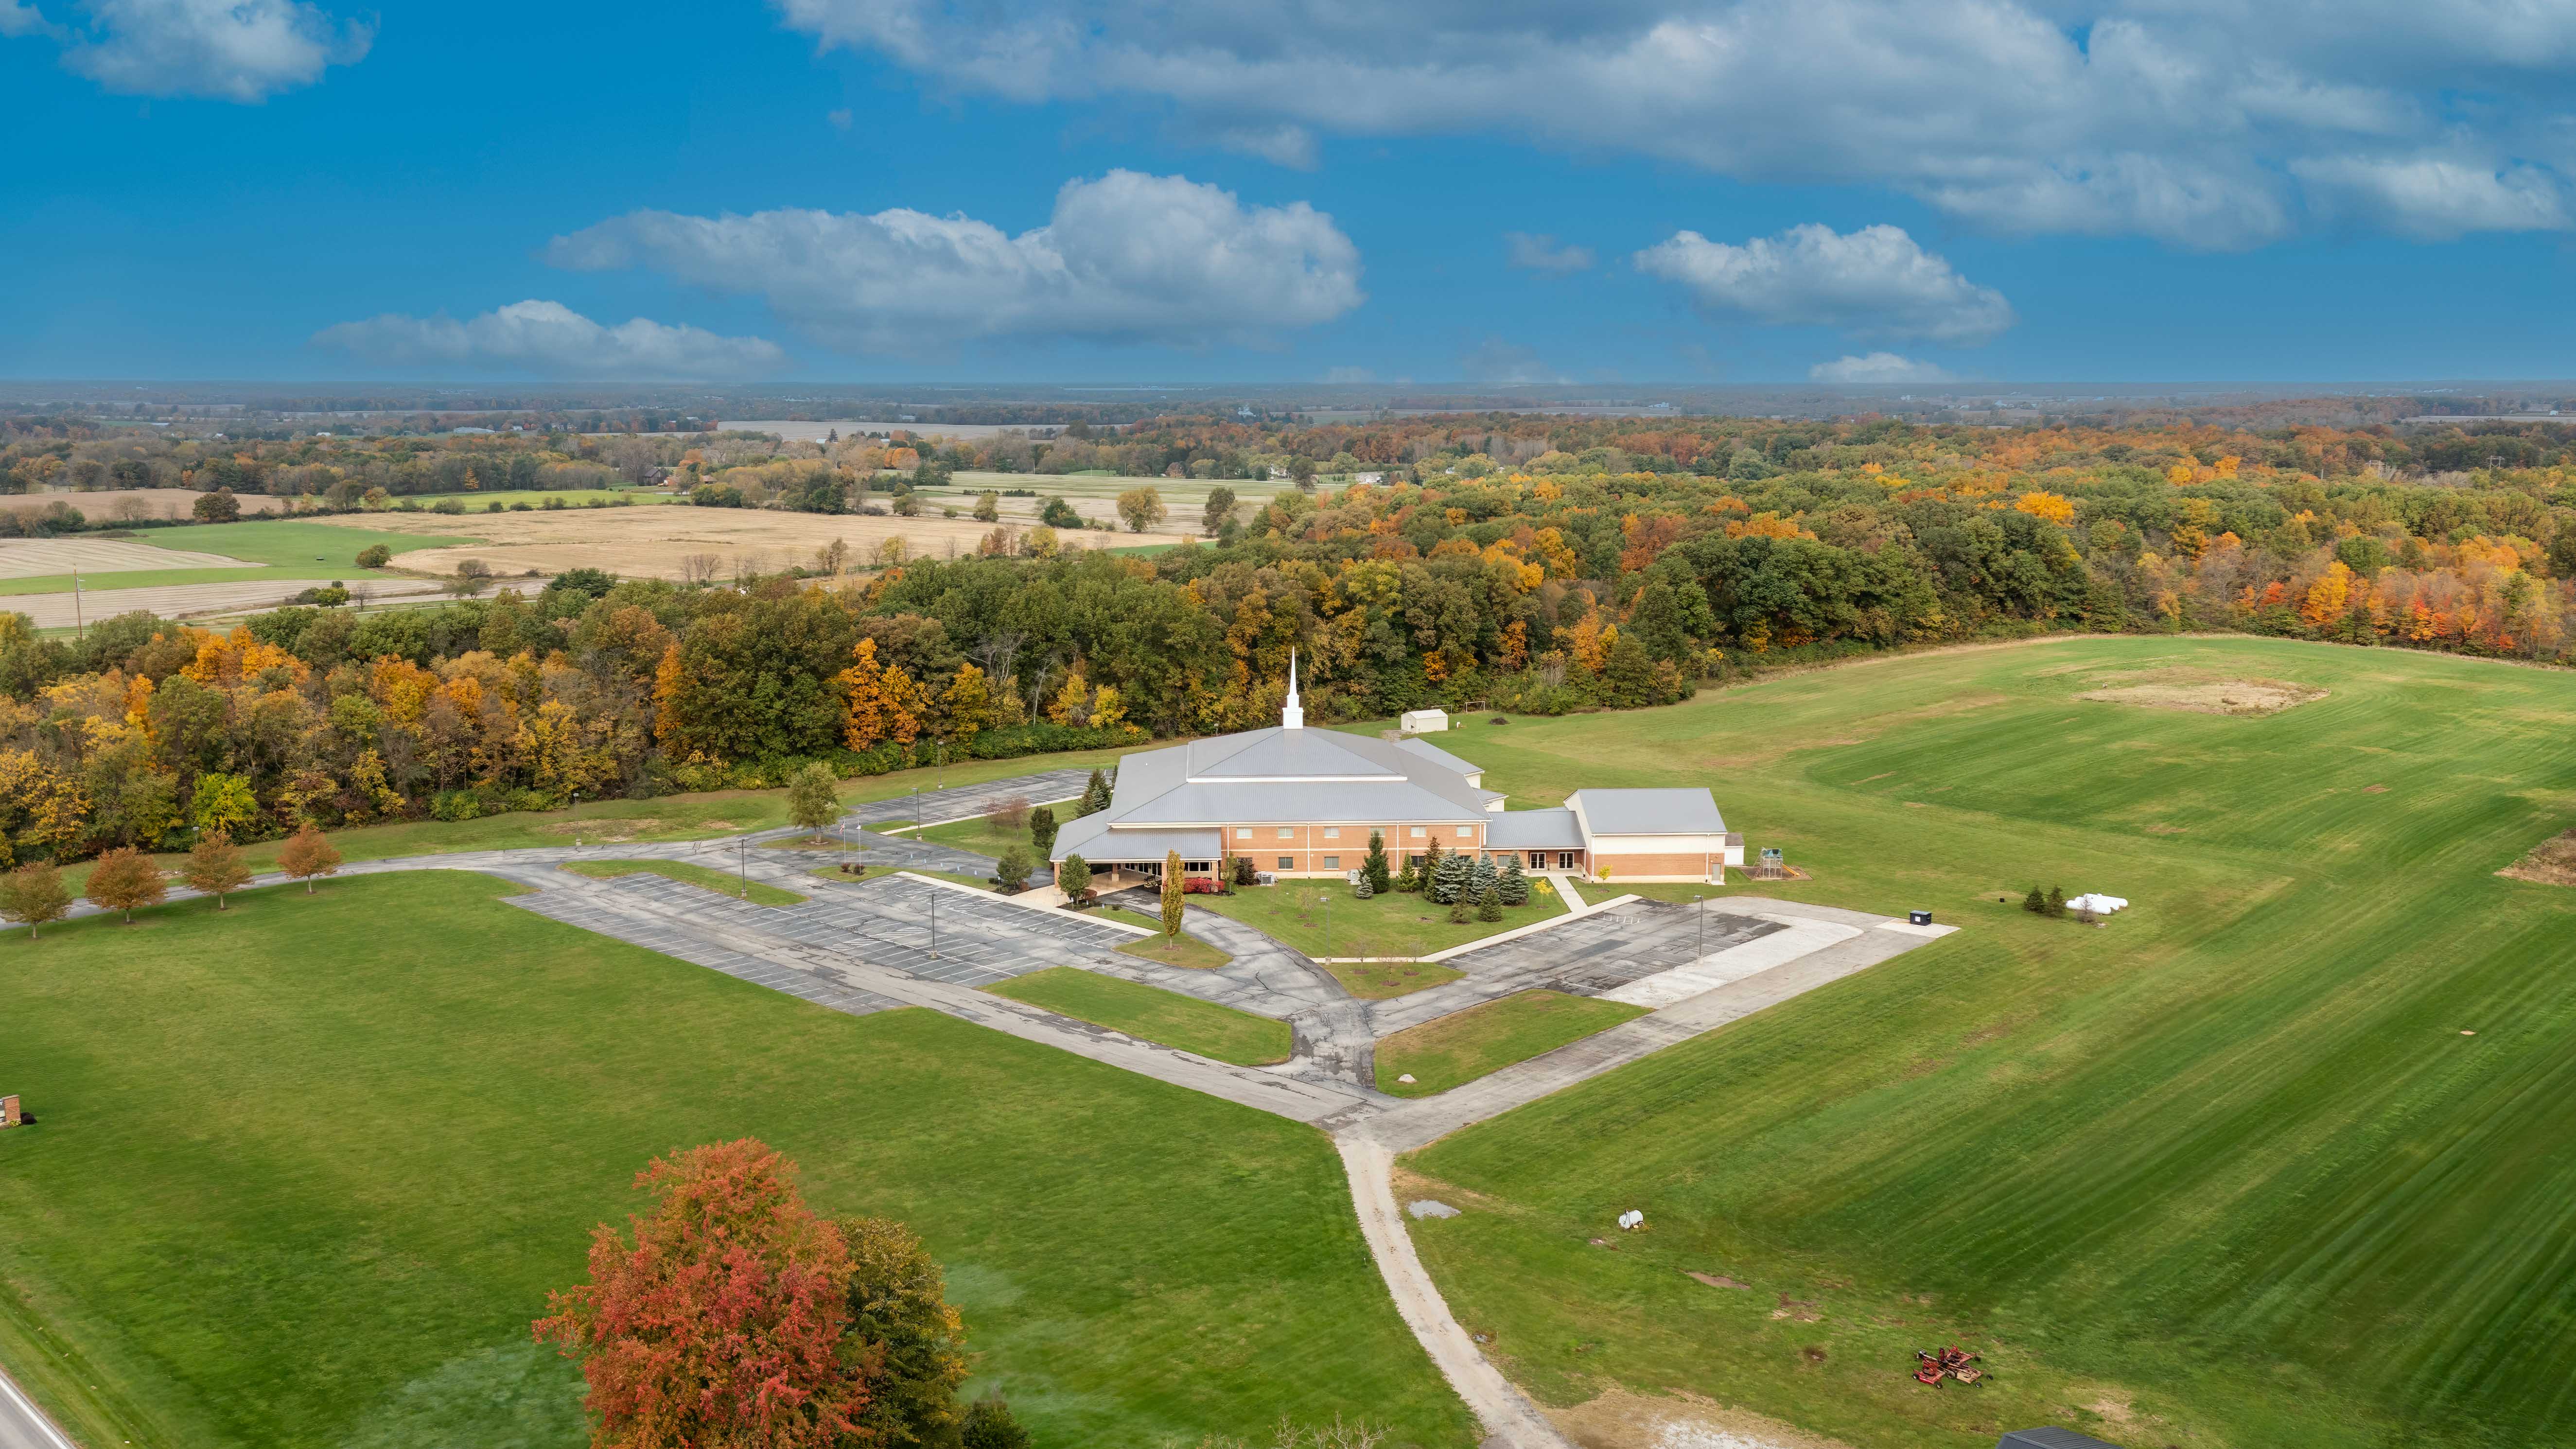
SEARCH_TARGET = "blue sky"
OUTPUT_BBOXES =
[8,0,2576,385]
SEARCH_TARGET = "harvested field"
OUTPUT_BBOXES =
[2077,670,2327,716]
[0,489,285,521]
[2498,829,2576,887]
[0,537,256,577]
[314,505,1193,581]
[10,577,448,628]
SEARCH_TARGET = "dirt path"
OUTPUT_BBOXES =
[10,577,449,628]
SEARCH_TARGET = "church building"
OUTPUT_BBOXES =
[1047,658,1739,886]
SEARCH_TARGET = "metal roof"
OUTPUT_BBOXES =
[1393,735,1481,776]
[1998,1430,2125,1449]
[1047,814,1223,864]
[1086,724,1498,834]
[1568,787,1727,835]
[1484,808,1586,849]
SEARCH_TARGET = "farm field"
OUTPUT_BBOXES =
[1188,878,1569,960]
[310,501,1192,581]
[0,488,286,522]
[984,966,1291,1065]
[1398,637,2576,1449]
[1374,990,1647,1097]
[0,872,1473,1449]
[0,520,481,622]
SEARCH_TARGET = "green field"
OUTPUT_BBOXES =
[1400,638,2576,1449]
[557,857,807,906]
[1375,991,1648,1097]
[916,800,1077,858]
[0,520,481,598]
[1189,880,1568,960]
[985,967,1291,1065]
[0,873,1470,1449]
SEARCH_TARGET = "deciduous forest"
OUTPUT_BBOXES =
[0,409,2570,861]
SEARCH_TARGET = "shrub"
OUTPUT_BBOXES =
[993,845,1034,892]
[432,789,483,822]
[1478,886,1503,922]
[354,543,392,568]
[1447,900,1471,924]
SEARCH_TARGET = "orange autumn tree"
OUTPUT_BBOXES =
[536,1140,868,1449]
[836,639,926,751]
[534,1139,992,1449]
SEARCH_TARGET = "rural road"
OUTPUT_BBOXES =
[0,1368,76,1449]
[0,772,1955,1449]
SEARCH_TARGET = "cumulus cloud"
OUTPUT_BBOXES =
[1214,123,1318,169]
[768,0,2576,247]
[2290,155,2569,239]
[26,0,373,101]
[1506,232,1595,274]
[312,301,788,380]
[1809,352,1958,384]
[548,171,1362,355]
[1636,224,2014,344]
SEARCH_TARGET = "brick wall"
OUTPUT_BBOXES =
[1595,851,1717,882]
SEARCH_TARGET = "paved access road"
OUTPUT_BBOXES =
[0,765,1956,1449]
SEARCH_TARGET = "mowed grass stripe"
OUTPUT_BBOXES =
[1404,637,2576,1449]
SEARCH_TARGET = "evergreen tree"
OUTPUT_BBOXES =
[2045,885,2068,918]
[1362,829,1392,893]
[1027,804,1057,856]
[1497,854,1530,906]
[1447,899,1472,924]
[1478,884,1504,922]
[1160,849,1185,940]
[1469,855,1498,901]
[1419,838,1443,897]
[2022,885,2047,914]
[1432,852,1472,906]
[1076,768,1111,816]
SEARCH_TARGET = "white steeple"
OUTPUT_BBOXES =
[1283,649,1304,729]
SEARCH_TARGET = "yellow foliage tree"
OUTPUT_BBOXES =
[2015,491,2076,524]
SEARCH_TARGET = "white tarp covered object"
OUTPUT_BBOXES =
[2066,893,2129,914]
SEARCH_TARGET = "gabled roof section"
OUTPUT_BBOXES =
[1186,727,1402,782]
[1393,735,1481,777]
[1485,808,1585,850]
[1569,787,1727,835]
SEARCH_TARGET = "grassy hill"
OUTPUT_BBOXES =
[0,872,1474,1449]
[1402,637,2576,1449]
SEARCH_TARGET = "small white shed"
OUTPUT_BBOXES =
[1399,708,1451,734]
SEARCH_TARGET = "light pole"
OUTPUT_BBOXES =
[736,838,747,900]
[570,790,579,849]
[911,784,922,833]
[1319,890,1331,958]
[928,884,939,959]
[1693,893,1704,961]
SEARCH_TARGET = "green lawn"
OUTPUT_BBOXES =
[56,745,1134,896]
[1400,637,2576,1449]
[1315,959,1466,1000]
[984,967,1290,1065]
[0,873,1471,1449]
[557,858,807,906]
[1374,991,1647,1097]
[915,801,1076,858]
[1189,882,1568,960]
[1116,928,1233,970]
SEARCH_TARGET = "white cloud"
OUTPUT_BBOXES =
[1809,352,1958,384]
[2290,155,2569,239]
[51,0,369,101]
[1214,123,1318,169]
[1506,232,1595,274]
[312,301,789,380]
[1459,338,1570,385]
[1,2,62,38]
[1636,224,2015,344]
[548,170,1363,355]
[768,0,2576,247]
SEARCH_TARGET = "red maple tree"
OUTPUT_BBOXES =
[535,1139,870,1449]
